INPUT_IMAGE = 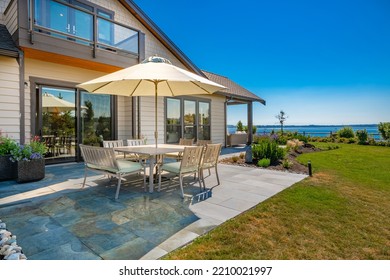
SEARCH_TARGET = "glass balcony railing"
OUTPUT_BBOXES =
[31,0,139,55]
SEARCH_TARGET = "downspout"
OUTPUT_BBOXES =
[224,97,228,147]
[247,101,253,145]
[18,50,25,144]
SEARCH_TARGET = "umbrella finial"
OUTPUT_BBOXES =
[142,55,172,65]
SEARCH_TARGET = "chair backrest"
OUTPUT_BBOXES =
[202,143,222,167]
[102,140,124,148]
[197,139,212,146]
[126,139,145,146]
[179,138,194,146]
[180,146,204,173]
[79,144,118,171]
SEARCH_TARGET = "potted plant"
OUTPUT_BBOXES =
[10,136,47,183]
[0,132,19,181]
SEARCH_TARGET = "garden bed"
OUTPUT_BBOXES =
[220,143,321,175]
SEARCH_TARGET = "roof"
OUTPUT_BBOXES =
[202,70,266,105]
[0,24,19,57]
[120,0,205,77]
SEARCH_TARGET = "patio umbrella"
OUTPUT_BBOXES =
[77,56,226,147]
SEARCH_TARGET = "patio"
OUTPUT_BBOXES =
[0,150,306,260]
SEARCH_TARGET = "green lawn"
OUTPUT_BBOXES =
[164,144,390,259]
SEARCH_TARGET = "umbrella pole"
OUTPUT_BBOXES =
[154,82,158,148]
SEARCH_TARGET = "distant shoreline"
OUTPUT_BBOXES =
[227,124,378,128]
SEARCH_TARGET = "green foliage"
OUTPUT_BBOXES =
[356,129,368,144]
[10,136,47,162]
[276,110,287,135]
[252,139,286,164]
[239,153,245,159]
[257,158,271,168]
[378,122,390,140]
[236,120,244,132]
[282,158,293,169]
[337,126,355,138]
[0,134,18,156]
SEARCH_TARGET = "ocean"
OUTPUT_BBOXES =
[227,124,381,140]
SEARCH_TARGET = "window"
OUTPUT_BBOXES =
[166,97,211,143]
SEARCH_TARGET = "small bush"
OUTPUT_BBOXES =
[252,139,285,164]
[378,122,390,141]
[232,156,239,162]
[239,153,245,159]
[282,159,293,169]
[337,126,355,138]
[356,129,368,144]
[257,158,271,168]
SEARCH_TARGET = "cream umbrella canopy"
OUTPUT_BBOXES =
[42,93,77,113]
[77,56,226,147]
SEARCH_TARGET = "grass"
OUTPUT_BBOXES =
[164,144,390,259]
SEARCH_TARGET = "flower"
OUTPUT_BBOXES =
[9,136,47,162]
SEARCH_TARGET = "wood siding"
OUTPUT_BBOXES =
[0,56,20,141]
[3,0,17,35]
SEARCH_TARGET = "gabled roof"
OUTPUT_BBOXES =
[202,70,266,105]
[0,24,19,57]
[120,0,205,77]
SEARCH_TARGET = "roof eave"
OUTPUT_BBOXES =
[217,91,266,105]
[0,48,19,58]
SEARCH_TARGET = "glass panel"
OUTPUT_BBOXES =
[41,87,76,161]
[198,126,211,140]
[199,102,210,125]
[49,0,69,34]
[166,125,181,144]
[184,100,196,125]
[80,93,112,146]
[97,17,139,53]
[166,98,181,125]
[73,9,93,41]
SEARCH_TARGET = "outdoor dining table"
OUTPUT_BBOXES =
[114,144,186,193]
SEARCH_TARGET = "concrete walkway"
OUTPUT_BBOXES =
[0,162,306,260]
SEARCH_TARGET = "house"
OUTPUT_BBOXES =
[0,0,265,164]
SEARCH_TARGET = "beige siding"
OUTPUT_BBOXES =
[3,0,17,35]
[24,58,133,140]
[0,56,20,141]
[0,0,11,25]
[210,94,226,144]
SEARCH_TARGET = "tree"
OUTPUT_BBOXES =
[276,110,287,135]
[378,122,390,141]
[236,120,244,132]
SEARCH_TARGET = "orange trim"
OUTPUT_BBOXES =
[22,47,122,73]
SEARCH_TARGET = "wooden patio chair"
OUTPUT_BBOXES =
[196,139,212,146]
[79,144,146,200]
[200,143,222,190]
[125,138,149,163]
[165,138,194,161]
[158,145,203,198]
[103,140,125,159]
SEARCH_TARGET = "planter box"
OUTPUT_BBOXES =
[17,159,45,183]
[0,155,17,181]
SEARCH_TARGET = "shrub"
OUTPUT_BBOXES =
[0,133,18,156]
[231,156,239,163]
[337,126,355,138]
[356,129,368,144]
[257,158,271,168]
[282,159,293,169]
[239,153,245,159]
[378,122,390,141]
[252,139,285,164]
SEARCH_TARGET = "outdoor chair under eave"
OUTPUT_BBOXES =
[125,138,150,164]
[200,143,222,190]
[158,145,204,198]
[103,139,125,159]
[79,144,146,200]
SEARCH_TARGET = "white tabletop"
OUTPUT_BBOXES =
[114,144,186,156]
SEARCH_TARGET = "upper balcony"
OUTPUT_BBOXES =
[16,0,145,70]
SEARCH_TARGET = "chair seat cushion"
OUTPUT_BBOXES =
[162,162,198,174]
[117,160,143,173]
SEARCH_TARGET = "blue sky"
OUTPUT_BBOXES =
[134,0,390,125]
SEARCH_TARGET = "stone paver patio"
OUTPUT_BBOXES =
[0,157,306,260]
